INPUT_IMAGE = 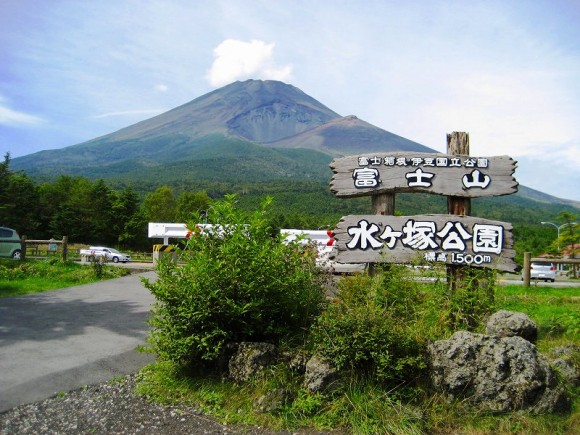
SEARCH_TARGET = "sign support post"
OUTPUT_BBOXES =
[369,193,395,275]
[446,132,470,318]
[329,131,518,315]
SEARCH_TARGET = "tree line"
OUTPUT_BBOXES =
[2,153,576,260]
[0,154,210,250]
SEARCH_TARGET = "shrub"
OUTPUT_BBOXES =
[310,267,430,383]
[143,195,328,367]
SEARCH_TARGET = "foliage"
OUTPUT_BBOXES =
[143,194,328,366]
[176,191,211,222]
[310,267,438,384]
[137,274,579,434]
[88,254,108,278]
[446,266,497,330]
[3,152,579,261]
[0,259,129,298]
[495,284,580,341]
[142,185,177,222]
[0,153,41,235]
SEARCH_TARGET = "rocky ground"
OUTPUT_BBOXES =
[0,375,336,435]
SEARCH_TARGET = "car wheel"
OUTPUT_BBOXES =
[550,279,555,283]
[11,250,21,260]
[113,257,119,263]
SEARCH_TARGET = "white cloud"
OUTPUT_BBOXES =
[206,39,293,87]
[0,96,44,126]
[155,84,169,92]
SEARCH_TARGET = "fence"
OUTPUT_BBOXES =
[20,236,69,261]
[522,252,580,286]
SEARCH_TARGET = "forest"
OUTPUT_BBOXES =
[0,153,575,263]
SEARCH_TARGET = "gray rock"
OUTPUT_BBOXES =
[551,344,580,359]
[485,310,538,343]
[228,342,277,383]
[254,389,292,413]
[549,344,579,387]
[428,331,570,414]
[552,358,579,387]
[280,349,310,374]
[303,354,338,393]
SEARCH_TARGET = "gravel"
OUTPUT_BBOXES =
[0,375,336,434]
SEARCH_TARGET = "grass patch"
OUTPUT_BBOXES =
[496,284,580,342]
[137,279,579,434]
[0,258,131,298]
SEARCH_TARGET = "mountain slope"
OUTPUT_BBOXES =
[10,79,578,211]
[100,79,341,143]
[12,79,434,173]
[267,115,433,156]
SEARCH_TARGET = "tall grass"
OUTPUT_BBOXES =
[0,258,130,298]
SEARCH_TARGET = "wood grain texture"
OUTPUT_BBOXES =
[330,214,516,272]
[330,152,518,198]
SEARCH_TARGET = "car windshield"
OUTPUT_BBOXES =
[108,248,121,254]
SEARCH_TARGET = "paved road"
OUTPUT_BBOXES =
[0,272,156,412]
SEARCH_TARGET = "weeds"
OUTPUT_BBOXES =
[0,258,130,298]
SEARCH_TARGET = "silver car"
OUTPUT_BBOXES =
[529,262,556,282]
[0,227,22,259]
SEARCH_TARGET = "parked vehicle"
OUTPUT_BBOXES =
[0,227,21,259]
[526,262,556,282]
[79,246,131,263]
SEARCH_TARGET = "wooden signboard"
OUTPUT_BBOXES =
[330,152,517,198]
[331,214,516,272]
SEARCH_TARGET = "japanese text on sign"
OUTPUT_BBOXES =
[332,214,516,271]
[353,155,492,190]
[329,153,518,198]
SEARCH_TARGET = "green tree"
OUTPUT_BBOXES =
[142,186,177,222]
[87,179,116,244]
[0,153,41,235]
[43,176,94,242]
[4,172,41,235]
[113,186,143,246]
[0,153,11,220]
[176,191,211,222]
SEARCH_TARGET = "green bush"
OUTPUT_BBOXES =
[143,195,328,367]
[310,267,430,383]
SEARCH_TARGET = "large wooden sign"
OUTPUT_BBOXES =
[331,214,516,272]
[330,152,518,198]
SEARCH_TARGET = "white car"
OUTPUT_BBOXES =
[80,246,131,263]
[528,262,556,282]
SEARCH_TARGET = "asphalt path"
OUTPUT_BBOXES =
[0,271,156,412]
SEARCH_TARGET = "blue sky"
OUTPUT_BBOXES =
[1,0,579,200]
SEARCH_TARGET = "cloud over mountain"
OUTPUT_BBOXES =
[206,39,293,87]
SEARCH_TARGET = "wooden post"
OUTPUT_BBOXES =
[446,132,470,294]
[62,236,68,261]
[446,132,471,216]
[446,132,472,326]
[523,252,531,287]
[372,193,395,216]
[20,236,27,261]
[369,193,395,276]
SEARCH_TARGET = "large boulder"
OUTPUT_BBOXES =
[485,310,538,343]
[303,354,338,393]
[228,342,277,383]
[550,345,580,387]
[428,331,570,414]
